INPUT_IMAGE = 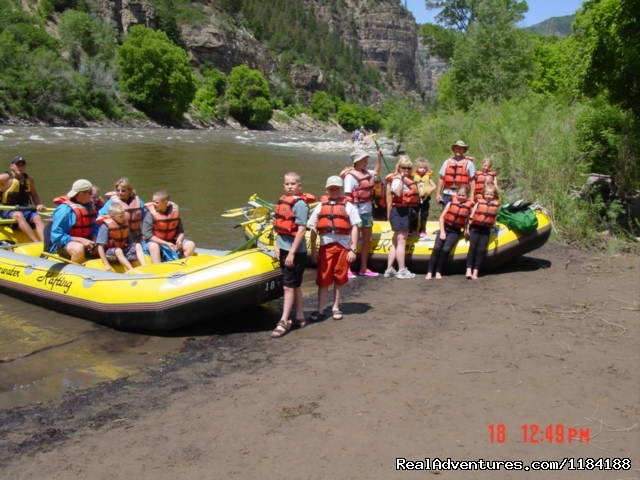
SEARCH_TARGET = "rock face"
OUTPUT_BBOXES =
[415,39,450,100]
[92,0,156,34]
[181,21,273,75]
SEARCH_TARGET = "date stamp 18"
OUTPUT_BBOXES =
[488,423,591,444]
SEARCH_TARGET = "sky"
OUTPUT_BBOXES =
[404,0,585,27]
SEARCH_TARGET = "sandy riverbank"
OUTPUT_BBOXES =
[0,243,638,479]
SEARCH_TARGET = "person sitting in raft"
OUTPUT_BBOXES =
[96,202,146,272]
[412,157,436,237]
[474,156,498,200]
[383,155,419,279]
[99,177,145,243]
[48,179,98,263]
[0,155,47,242]
[342,148,382,278]
[435,140,476,206]
[425,184,474,280]
[465,183,501,280]
[142,189,195,263]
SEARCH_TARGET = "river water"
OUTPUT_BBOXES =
[0,126,358,409]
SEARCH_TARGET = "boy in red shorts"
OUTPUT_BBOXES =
[307,176,361,321]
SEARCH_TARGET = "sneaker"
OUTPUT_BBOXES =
[419,232,427,238]
[347,270,357,280]
[358,268,379,277]
[383,267,397,278]
[396,268,415,279]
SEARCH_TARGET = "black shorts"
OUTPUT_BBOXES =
[279,250,307,288]
[389,206,414,232]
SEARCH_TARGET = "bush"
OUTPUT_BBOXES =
[191,68,227,120]
[225,65,272,128]
[336,102,381,132]
[310,91,335,121]
[58,9,116,67]
[116,25,196,123]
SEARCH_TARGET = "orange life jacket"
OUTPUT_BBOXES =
[385,173,420,207]
[97,215,129,248]
[146,201,180,242]
[273,193,315,236]
[111,195,144,234]
[53,195,96,239]
[470,199,500,228]
[444,197,474,230]
[443,157,473,189]
[316,196,351,235]
[475,170,497,196]
[343,168,374,204]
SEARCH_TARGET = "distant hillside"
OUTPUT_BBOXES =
[526,15,574,37]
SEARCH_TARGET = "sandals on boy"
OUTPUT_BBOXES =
[332,309,343,321]
[309,311,323,322]
[271,319,292,338]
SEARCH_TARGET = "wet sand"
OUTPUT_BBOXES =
[0,243,638,479]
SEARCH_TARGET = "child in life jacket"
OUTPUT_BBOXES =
[383,156,419,279]
[142,190,196,263]
[465,183,500,279]
[474,157,498,200]
[96,202,146,271]
[307,176,361,321]
[426,184,473,280]
[271,171,312,338]
[342,148,382,278]
[412,157,436,237]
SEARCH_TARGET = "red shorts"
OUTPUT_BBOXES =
[316,243,349,287]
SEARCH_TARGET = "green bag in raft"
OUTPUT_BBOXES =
[497,203,538,234]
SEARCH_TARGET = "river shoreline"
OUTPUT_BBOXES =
[1,242,638,479]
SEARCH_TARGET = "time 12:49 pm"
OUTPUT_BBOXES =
[488,424,591,444]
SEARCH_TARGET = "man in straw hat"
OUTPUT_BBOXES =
[436,140,476,205]
[342,148,382,278]
[48,179,98,263]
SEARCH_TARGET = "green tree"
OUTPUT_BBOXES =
[116,25,195,123]
[226,65,273,128]
[425,0,527,31]
[573,0,640,118]
[418,23,459,60]
[439,0,534,108]
[310,91,336,121]
[192,68,227,119]
[58,9,116,68]
[336,103,381,132]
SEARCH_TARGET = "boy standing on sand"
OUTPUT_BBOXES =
[307,176,360,321]
[271,172,310,338]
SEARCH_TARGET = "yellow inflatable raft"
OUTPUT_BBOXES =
[0,226,283,331]
[237,197,552,274]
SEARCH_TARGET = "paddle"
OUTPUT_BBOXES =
[229,222,273,254]
[371,134,392,174]
[0,205,55,213]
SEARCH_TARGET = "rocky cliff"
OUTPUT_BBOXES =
[92,0,445,100]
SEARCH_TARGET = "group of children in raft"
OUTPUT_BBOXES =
[270,139,500,338]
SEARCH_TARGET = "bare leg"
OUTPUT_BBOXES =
[114,247,134,271]
[332,285,342,312]
[359,227,372,272]
[395,230,408,270]
[32,215,45,242]
[135,243,147,266]
[64,241,86,263]
[293,286,305,322]
[148,242,162,263]
[12,212,39,242]
[317,285,330,313]
[182,240,196,257]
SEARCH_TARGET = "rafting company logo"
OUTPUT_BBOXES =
[0,265,21,278]
[36,271,73,294]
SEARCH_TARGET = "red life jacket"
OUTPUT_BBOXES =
[273,193,315,236]
[475,170,497,196]
[97,215,129,248]
[442,157,473,189]
[444,197,474,230]
[316,196,352,235]
[385,173,420,207]
[111,195,144,234]
[471,199,500,228]
[146,201,180,242]
[53,195,96,239]
[343,168,374,204]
